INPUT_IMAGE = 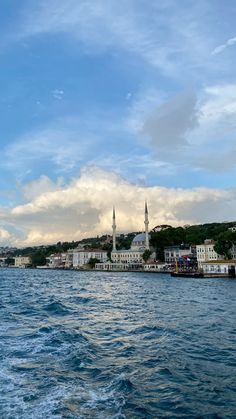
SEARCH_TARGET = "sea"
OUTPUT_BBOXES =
[0,268,236,419]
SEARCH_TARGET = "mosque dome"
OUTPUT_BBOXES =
[131,232,150,251]
[132,232,146,244]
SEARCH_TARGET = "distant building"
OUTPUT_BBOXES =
[201,260,236,277]
[231,244,236,259]
[14,256,32,268]
[65,249,74,268]
[152,225,171,233]
[229,226,236,232]
[72,249,108,268]
[196,239,222,268]
[0,256,7,266]
[110,202,153,264]
[95,261,142,271]
[164,245,193,263]
[47,253,67,268]
[143,262,167,272]
[97,202,155,271]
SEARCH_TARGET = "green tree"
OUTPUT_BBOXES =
[31,251,46,267]
[150,228,178,261]
[142,249,152,262]
[5,257,14,266]
[214,231,236,259]
[88,257,100,269]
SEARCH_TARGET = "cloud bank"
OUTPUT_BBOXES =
[1,167,235,247]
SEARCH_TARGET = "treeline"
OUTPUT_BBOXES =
[150,222,236,260]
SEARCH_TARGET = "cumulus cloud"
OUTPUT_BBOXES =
[20,175,65,201]
[0,228,11,243]
[141,91,199,150]
[0,167,234,247]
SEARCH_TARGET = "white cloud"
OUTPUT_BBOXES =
[52,89,64,100]
[2,117,96,175]
[190,83,236,171]
[200,84,236,123]
[20,175,65,201]
[211,36,236,56]
[0,228,11,243]
[125,84,236,173]
[16,0,213,77]
[0,167,234,247]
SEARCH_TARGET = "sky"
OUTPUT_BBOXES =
[1,0,236,247]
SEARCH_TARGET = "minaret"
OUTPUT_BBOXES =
[112,206,116,251]
[144,201,149,250]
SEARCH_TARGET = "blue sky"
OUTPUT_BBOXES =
[1,0,236,246]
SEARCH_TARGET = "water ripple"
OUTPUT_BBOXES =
[0,268,236,418]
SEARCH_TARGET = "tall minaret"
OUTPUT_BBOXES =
[144,201,149,250]
[112,206,116,251]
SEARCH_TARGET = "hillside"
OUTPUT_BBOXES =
[9,221,236,264]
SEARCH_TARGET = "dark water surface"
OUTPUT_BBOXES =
[0,269,236,418]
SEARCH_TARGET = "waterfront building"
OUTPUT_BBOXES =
[164,245,193,263]
[0,256,7,266]
[196,239,222,268]
[95,261,142,271]
[111,202,151,264]
[231,244,236,259]
[201,260,236,277]
[65,249,74,268]
[143,262,167,272]
[47,253,67,268]
[97,202,154,271]
[72,248,108,268]
[14,256,32,268]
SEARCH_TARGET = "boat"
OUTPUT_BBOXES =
[171,258,203,278]
[171,271,203,278]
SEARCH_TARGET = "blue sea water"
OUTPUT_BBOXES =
[0,269,236,419]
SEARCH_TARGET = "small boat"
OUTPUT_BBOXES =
[171,272,203,278]
[171,259,203,278]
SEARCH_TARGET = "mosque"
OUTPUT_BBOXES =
[95,202,153,270]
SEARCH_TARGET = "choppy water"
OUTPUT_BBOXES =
[0,269,236,419]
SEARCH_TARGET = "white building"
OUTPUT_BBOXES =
[72,249,108,268]
[111,202,152,265]
[65,249,74,268]
[196,239,222,268]
[231,244,236,259]
[47,253,67,268]
[14,256,32,268]
[143,262,167,272]
[201,260,236,277]
[111,234,147,265]
[95,261,139,271]
[164,245,192,263]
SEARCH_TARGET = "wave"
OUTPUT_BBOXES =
[43,301,73,316]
